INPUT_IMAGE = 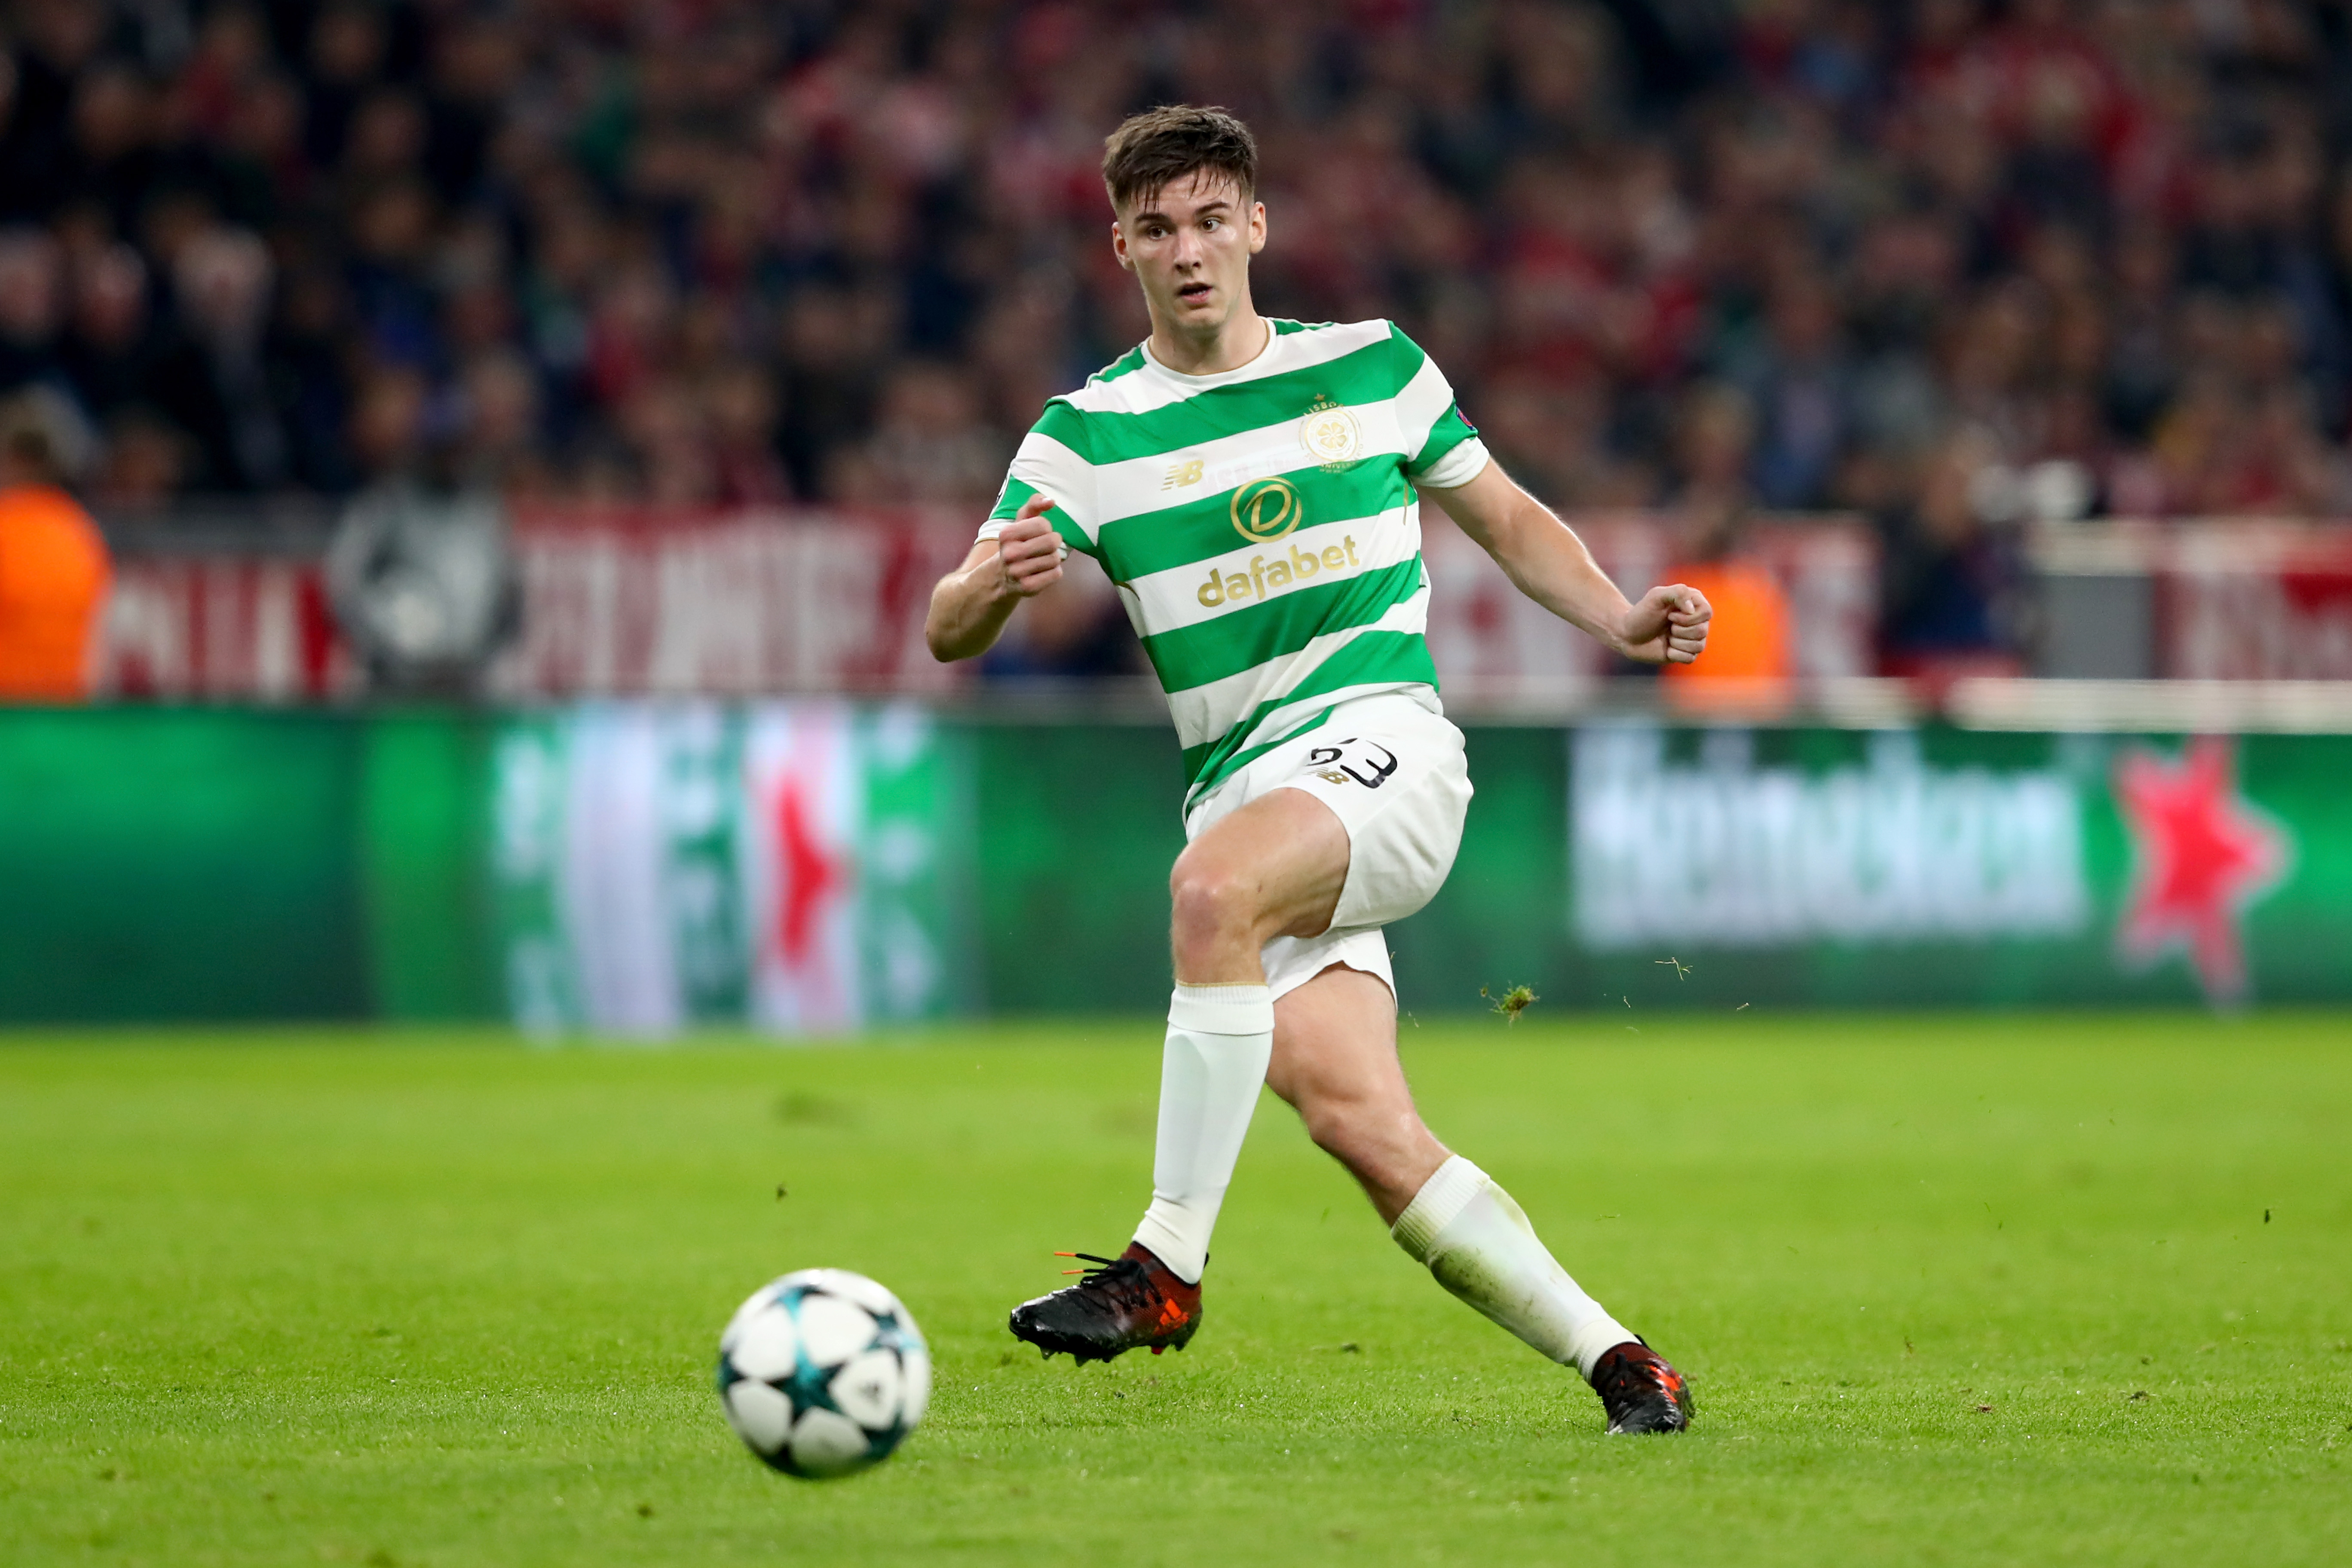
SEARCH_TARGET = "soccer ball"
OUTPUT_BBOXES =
[717,1268,930,1479]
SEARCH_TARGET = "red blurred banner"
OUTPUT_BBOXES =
[2162,523,2352,680]
[493,506,975,697]
[100,554,354,701]
[87,510,2352,702]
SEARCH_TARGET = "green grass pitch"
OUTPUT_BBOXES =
[3,1013,2348,1566]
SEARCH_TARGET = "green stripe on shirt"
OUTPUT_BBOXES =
[1143,557,1426,692]
[1412,401,1479,478]
[1179,631,1442,802]
[986,479,1100,559]
[1097,462,1418,581]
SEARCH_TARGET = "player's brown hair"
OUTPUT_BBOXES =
[1100,105,1257,214]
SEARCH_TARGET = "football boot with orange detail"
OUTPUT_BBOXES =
[1008,1242,1202,1363]
[1588,1338,1693,1433]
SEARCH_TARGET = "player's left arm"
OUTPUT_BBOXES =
[1425,460,1710,666]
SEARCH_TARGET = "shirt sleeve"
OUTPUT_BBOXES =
[1412,427,1490,489]
[1389,324,1491,490]
[980,401,1100,557]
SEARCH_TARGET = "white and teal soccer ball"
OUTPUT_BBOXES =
[717,1269,930,1479]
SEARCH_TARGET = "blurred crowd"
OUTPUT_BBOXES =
[9,0,2352,671]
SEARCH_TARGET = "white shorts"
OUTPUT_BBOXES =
[1183,692,1472,1007]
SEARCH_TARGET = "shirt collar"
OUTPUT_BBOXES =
[1139,317,1280,389]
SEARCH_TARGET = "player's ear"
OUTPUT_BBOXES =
[1247,201,1266,255]
[1112,220,1132,270]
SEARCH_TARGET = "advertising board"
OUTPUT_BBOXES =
[0,707,2340,1025]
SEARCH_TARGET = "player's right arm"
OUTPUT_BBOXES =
[1430,460,1710,666]
[925,493,1066,662]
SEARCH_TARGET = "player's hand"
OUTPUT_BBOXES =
[1617,584,1712,665]
[995,494,1067,599]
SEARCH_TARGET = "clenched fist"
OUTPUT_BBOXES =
[995,493,1069,598]
[1617,585,1712,665]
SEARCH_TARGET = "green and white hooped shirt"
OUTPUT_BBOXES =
[981,318,1490,812]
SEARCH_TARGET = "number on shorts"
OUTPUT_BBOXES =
[1301,737,1398,789]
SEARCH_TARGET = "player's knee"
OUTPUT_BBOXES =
[1168,858,1258,947]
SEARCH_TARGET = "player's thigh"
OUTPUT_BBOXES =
[1171,784,1352,942]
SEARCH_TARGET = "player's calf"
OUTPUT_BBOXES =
[1008,1243,1202,1363]
[1391,1155,1693,1434]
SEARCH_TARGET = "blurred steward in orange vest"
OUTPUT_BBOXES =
[1659,384,1790,705]
[0,397,113,701]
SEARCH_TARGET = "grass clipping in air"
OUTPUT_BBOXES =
[2,1014,2347,1565]
[1482,983,1537,1023]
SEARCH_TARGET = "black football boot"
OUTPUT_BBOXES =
[1008,1243,1202,1363]
[1588,1338,1694,1433]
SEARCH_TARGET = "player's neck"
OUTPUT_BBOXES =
[1147,306,1271,379]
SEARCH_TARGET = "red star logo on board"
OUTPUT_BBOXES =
[2111,737,2290,1004]
[775,774,845,971]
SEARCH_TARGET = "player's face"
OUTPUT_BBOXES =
[1113,173,1266,337]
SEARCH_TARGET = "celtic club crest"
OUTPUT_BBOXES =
[1301,395,1362,470]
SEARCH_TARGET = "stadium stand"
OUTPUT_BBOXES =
[5,1,2352,680]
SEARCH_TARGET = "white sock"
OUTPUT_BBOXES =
[1130,982,1274,1285]
[1391,1155,1637,1380]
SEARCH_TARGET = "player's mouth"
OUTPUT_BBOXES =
[1176,280,1213,305]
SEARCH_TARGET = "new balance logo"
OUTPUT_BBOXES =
[1162,458,1204,490]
